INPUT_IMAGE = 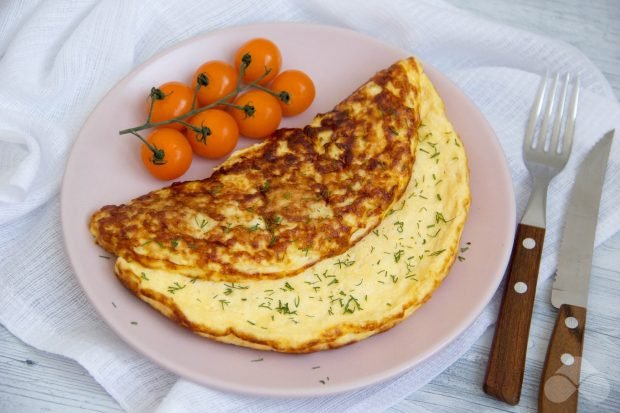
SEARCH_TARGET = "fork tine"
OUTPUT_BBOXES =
[561,75,580,156]
[536,73,560,150]
[550,73,570,153]
[524,71,550,150]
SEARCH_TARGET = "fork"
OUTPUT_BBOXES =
[483,73,580,405]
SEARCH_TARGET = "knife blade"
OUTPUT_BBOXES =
[551,129,614,308]
[539,129,614,413]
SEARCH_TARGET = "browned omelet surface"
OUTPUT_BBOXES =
[106,59,471,353]
[91,59,471,353]
[90,58,421,281]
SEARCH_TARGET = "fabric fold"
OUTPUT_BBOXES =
[1,1,618,412]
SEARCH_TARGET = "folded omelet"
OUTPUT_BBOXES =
[91,58,470,352]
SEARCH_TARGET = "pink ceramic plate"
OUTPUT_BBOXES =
[61,23,515,397]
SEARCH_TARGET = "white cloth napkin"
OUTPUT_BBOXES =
[1,1,619,412]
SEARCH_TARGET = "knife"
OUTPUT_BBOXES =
[539,129,614,413]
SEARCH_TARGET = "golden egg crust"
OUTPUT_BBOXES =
[90,58,421,281]
[91,57,471,353]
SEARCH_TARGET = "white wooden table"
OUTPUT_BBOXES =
[1,1,619,412]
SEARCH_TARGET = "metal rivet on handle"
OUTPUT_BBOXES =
[561,353,575,366]
[522,238,536,249]
[514,282,528,294]
[565,317,579,329]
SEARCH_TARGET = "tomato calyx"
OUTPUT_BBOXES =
[195,125,212,144]
[277,91,291,104]
[149,87,166,100]
[131,131,166,165]
[196,73,209,87]
[150,146,166,165]
[241,53,252,68]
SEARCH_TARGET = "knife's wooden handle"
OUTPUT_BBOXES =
[483,223,545,405]
[539,304,587,413]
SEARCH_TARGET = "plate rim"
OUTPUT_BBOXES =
[61,21,516,397]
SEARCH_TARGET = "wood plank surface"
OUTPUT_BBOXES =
[1,1,619,412]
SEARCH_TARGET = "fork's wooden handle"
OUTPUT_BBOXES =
[483,223,545,405]
[539,304,587,413]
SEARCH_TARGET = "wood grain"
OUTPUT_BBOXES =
[484,224,545,404]
[539,304,587,413]
[2,1,620,412]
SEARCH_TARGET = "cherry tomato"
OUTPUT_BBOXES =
[230,90,282,139]
[270,70,316,116]
[234,38,281,85]
[148,82,194,131]
[185,109,239,159]
[141,128,192,180]
[193,61,238,107]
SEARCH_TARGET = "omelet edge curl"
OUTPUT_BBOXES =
[112,58,471,353]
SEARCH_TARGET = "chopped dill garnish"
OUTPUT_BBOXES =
[387,200,406,216]
[259,180,271,193]
[251,357,264,362]
[436,212,453,224]
[394,249,405,263]
[343,295,362,314]
[130,321,138,325]
[140,272,149,281]
[276,300,297,315]
[98,255,110,259]
[247,222,260,232]
[394,221,404,233]
[194,216,208,229]
[428,228,441,238]
[167,282,186,294]
[429,249,446,256]
[219,299,230,309]
[268,234,278,246]
[334,257,355,268]
[207,184,223,195]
